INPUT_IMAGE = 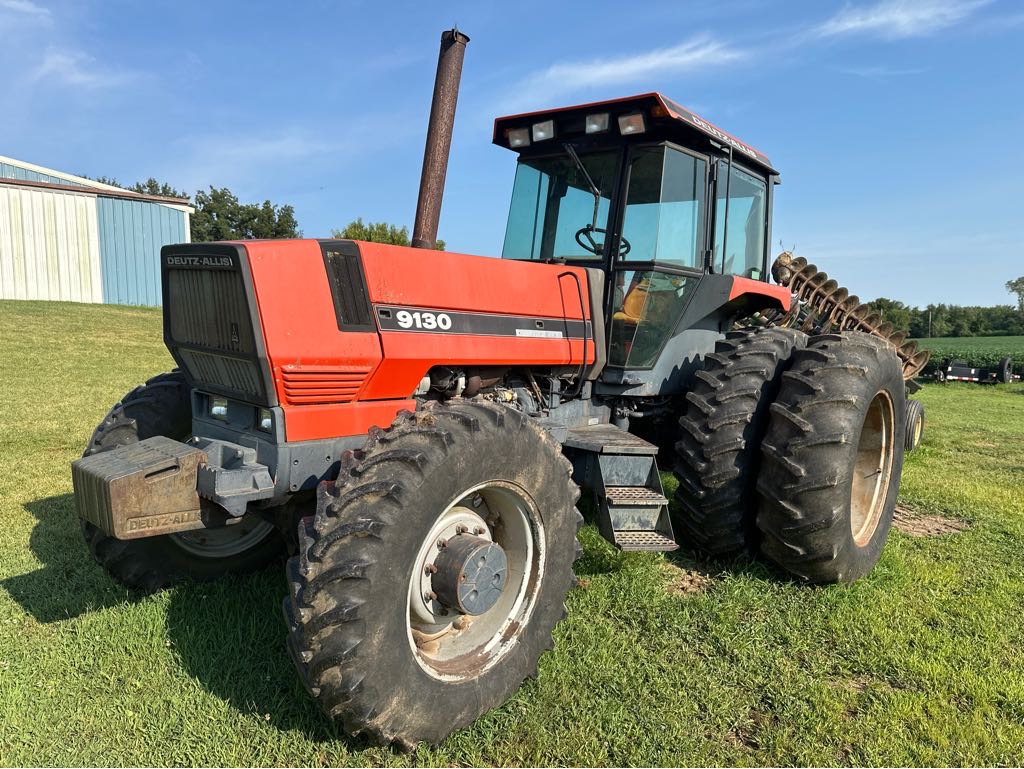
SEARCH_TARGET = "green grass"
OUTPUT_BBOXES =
[2,299,1024,766]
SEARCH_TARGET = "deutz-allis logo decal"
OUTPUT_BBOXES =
[164,255,234,268]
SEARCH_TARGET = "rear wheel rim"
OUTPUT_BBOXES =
[850,390,896,546]
[170,518,275,559]
[406,480,541,682]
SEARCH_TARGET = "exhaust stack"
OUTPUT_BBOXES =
[411,27,470,250]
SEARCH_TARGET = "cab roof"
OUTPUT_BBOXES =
[493,92,775,174]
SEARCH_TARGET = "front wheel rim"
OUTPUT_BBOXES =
[406,480,542,682]
[170,517,275,558]
[850,390,896,546]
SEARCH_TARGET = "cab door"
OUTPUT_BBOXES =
[605,143,709,370]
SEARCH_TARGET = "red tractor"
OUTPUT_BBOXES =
[72,31,914,748]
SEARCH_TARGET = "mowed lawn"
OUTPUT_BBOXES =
[2,299,1024,767]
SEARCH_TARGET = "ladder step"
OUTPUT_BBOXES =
[614,531,679,552]
[563,424,659,455]
[605,486,668,506]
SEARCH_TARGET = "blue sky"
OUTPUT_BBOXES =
[1,0,1021,306]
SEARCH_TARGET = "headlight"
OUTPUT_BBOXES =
[210,397,228,420]
[618,112,647,135]
[257,408,273,433]
[531,120,555,142]
[507,127,530,148]
[585,113,610,133]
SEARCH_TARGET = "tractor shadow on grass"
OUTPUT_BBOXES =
[3,493,136,623]
[162,571,370,747]
[7,493,365,746]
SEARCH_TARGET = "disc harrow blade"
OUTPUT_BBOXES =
[769,251,929,379]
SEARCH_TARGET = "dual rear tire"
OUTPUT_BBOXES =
[674,329,908,584]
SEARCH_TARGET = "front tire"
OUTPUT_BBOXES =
[756,332,907,583]
[80,371,283,592]
[284,401,581,748]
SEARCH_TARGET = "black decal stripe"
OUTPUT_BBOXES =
[374,305,591,339]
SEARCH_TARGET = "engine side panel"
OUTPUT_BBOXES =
[242,239,594,442]
[356,241,596,400]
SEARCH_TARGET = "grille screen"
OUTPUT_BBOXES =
[179,349,262,399]
[166,269,255,354]
[322,244,374,331]
[163,254,267,402]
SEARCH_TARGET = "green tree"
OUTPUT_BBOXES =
[130,178,189,199]
[332,218,445,250]
[191,186,300,241]
[1007,277,1024,313]
[867,297,914,335]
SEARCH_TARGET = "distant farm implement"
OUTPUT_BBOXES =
[934,356,1018,384]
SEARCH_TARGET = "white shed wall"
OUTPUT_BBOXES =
[0,185,103,303]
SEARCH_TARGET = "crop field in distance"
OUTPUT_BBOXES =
[913,335,1024,372]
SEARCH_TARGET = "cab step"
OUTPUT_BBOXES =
[565,425,678,553]
[613,531,679,552]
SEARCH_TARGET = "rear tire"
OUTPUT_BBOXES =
[80,371,283,592]
[756,332,906,583]
[283,401,581,748]
[672,327,807,555]
[905,399,924,452]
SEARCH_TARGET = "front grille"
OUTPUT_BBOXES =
[281,367,371,405]
[166,269,255,354]
[179,349,263,399]
[162,245,268,403]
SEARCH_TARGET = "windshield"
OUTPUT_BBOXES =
[501,150,619,261]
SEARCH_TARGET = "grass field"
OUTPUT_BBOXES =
[2,299,1024,766]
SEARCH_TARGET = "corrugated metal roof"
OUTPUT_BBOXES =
[0,155,126,192]
[0,176,193,207]
[0,155,193,209]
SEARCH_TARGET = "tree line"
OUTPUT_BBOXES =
[868,293,1024,339]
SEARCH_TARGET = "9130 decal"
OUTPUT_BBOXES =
[374,305,590,339]
[395,310,453,330]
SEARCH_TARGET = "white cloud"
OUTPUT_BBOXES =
[816,0,991,39]
[0,0,50,17]
[510,35,745,108]
[31,49,135,89]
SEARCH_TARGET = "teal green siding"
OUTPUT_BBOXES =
[98,197,187,306]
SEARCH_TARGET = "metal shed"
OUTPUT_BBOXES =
[0,156,193,306]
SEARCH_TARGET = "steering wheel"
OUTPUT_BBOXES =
[574,225,631,257]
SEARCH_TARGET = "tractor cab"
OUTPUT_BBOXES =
[495,93,780,387]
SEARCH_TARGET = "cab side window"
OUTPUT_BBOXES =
[713,165,767,278]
